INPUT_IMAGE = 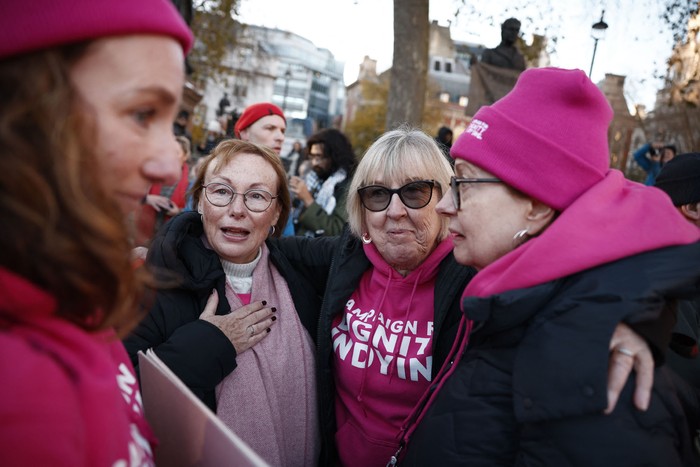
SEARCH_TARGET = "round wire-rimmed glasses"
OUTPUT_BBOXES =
[202,183,278,212]
[357,180,436,212]
[450,176,502,210]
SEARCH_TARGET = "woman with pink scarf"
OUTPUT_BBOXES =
[400,68,700,466]
[124,140,320,466]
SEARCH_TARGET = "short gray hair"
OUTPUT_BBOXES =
[347,126,453,240]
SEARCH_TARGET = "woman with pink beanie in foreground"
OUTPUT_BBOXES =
[0,0,192,465]
[399,68,700,466]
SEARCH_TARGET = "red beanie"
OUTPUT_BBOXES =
[0,0,193,60]
[451,67,612,211]
[234,102,286,138]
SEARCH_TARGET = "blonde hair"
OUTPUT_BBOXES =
[189,139,290,237]
[347,126,453,240]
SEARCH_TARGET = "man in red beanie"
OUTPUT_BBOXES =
[234,102,295,235]
[234,102,286,155]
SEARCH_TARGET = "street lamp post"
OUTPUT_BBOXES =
[588,10,609,78]
[282,67,292,112]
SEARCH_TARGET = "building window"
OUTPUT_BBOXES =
[459,96,468,107]
[434,60,441,71]
[439,92,450,103]
[445,62,452,73]
[234,84,247,98]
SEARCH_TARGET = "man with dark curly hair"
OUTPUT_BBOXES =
[289,128,356,236]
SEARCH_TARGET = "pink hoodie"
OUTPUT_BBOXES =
[332,238,453,466]
[0,267,156,466]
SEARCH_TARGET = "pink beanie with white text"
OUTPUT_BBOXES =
[451,67,612,211]
[0,0,193,59]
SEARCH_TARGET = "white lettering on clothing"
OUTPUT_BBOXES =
[331,304,434,382]
[372,325,397,353]
[374,349,394,375]
[466,119,489,140]
[117,363,142,415]
[351,342,371,367]
[411,356,431,381]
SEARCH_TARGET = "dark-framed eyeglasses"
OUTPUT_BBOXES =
[357,180,436,212]
[450,176,502,210]
[202,183,277,212]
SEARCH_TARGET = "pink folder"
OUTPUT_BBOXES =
[138,350,269,467]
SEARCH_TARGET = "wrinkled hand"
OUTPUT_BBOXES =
[145,194,174,212]
[199,290,277,354]
[605,322,653,414]
[289,176,313,207]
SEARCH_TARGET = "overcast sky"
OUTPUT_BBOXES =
[237,0,679,110]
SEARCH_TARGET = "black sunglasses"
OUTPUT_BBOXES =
[450,176,502,209]
[357,180,436,212]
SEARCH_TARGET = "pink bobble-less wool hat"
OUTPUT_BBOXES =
[451,67,613,211]
[0,0,193,59]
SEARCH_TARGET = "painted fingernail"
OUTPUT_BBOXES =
[262,300,267,306]
[266,328,271,333]
[271,316,277,321]
[271,307,277,312]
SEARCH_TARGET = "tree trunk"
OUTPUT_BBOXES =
[386,0,429,130]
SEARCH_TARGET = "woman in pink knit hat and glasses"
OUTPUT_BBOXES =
[0,0,192,465]
[398,68,700,466]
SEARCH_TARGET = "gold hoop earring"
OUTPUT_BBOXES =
[361,232,372,244]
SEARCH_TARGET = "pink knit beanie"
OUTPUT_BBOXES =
[451,67,612,211]
[0,0,193,60]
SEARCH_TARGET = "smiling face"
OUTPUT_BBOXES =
[69,35,185,214]
[363,176,442,275]
[436,159,535,270]
[239,115,286,155]
[198,152,281,264]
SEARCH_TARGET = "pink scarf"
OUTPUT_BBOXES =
[465,170,700,299]
[215,244,319,466]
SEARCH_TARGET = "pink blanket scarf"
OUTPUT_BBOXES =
[465,170,700,299]
[215,244,319,466]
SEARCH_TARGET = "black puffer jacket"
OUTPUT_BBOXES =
[273,228,477,465]
[123,212,321,411]
[402,243,700,467]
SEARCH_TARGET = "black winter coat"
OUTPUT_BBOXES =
[273,228,477,466]
[123,212,321,411]
[402,243,700,467]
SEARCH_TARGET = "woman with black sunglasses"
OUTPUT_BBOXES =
[272,126,654,466]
